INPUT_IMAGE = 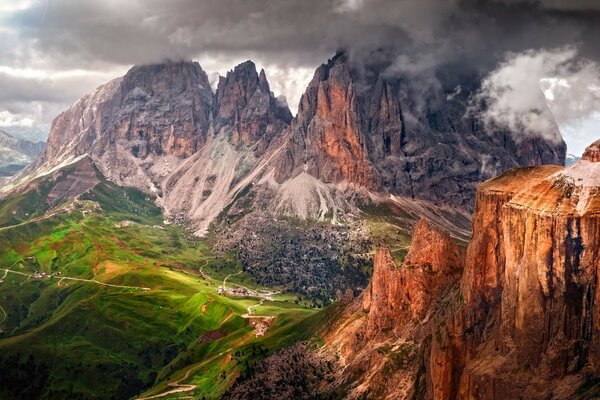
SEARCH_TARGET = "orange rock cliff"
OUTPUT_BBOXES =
[328,139,600,399]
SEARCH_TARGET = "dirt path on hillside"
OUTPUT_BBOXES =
[222,270,242,289]
[241,297,274,319]
[0,208,69,232]
[0,267,150,291]
[0,304,7,325]
[138,273,280,399]
[136,337,240,399]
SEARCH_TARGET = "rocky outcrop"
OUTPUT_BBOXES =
[325,219,465,399]
[22,60,291,234]
[362,220,464,334]
[276,52,566,211]
[215,61,291,154]
[582,138,600,162]
[324,140,600,399]
[36,61,214,169]
[277,53,374,188]
[445,141,600,399]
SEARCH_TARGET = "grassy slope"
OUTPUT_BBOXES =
[360,202,415,265]
[0,171,317,400]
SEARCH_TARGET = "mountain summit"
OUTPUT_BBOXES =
[276,52,565,210]
[18,53,566,237]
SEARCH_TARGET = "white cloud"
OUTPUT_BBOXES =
[475,47,600,151]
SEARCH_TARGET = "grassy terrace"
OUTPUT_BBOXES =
[0,178,317,400]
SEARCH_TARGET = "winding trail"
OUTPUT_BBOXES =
[222,270,242,289]
[0,209,68,232]
[136,343,237,399]
[0,268,150,291]
[0,304,7,325]
[138,271,280,399]
[0,258,36,330]
[241,297,274,319]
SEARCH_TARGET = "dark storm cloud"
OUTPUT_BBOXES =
[0,0,598,149]
[6,0,596,69]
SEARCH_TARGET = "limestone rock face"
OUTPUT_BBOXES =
[421,139,600,399]
[582,138,600,162]
[274,54,372,188]
[404,219,465,273]
[362,220,465,333]
[326,219,464,398]
[18,52,568,236]
[450,151,600,399]
[276,52,566,211]
[37,61,214,169]
[46,157,100,207]
[24,60,292,233]
[215,61,292,154]
[326,140,600,399]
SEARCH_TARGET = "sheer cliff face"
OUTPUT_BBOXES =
[362,220,464,334]
[38,61,214,168]
[326,140,600,399]
[35,60,290,175]
[276,52,566,211]
[452,141,600,399]
[277,55,374,188]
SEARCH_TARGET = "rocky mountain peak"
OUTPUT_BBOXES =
[582,138,600,162]
[215,60,291,151]
[277,50,566,211]
[403,219,465,272]
[121,61,212,101]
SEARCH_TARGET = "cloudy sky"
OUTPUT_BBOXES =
[0,0,599,154]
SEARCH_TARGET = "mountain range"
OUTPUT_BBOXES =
[23,53,565,231]
[2,50,596,400]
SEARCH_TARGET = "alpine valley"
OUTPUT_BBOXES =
[2,46,600,400]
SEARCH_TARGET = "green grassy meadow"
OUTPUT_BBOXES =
[0,173,318,400]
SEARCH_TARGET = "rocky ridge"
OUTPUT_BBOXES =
[323,219,465,399]
[11,52,566,236]
[274,52,565,211]
[324,139,600,399]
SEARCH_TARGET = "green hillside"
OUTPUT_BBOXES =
[0,164,317,400]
